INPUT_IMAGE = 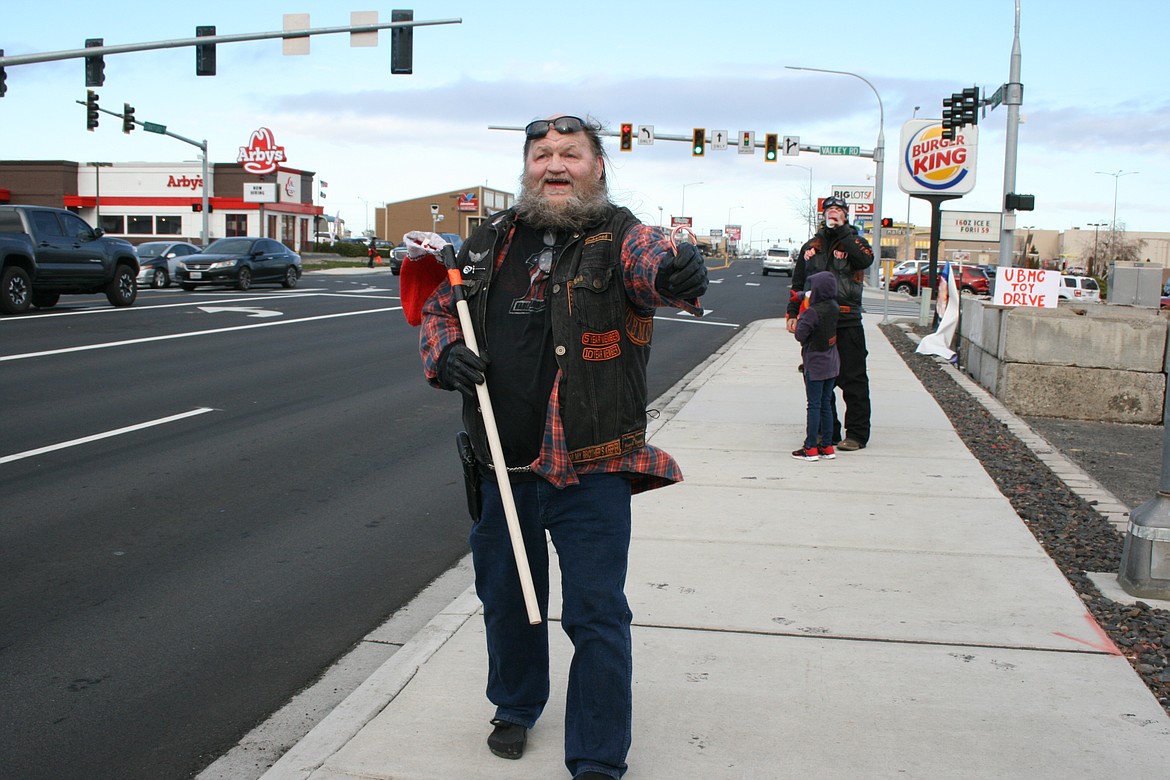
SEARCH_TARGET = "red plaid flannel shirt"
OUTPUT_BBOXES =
[419,222,701,494]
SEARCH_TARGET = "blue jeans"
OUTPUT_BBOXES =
[804,375,837,450]
[471,473,633,779]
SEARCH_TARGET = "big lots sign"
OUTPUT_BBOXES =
[993,267,1060,308]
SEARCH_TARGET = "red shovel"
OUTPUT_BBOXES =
[402,242,541,625]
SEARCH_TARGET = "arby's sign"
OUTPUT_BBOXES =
[238,127,287,175]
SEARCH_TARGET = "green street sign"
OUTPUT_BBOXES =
[143,121,166,134]
[820,145,860,156]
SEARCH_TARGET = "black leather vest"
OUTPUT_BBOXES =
[457,206,650,466]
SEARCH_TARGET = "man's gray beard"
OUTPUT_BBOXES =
[514,179,612,231]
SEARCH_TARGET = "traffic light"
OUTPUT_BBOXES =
[941,93,959,141]
[196,25,216,76]
[619,123,633,152]
[86,89,99,131]
[691,128,705,156]
[1,49,7,98]
[880,217,894,228]
[764,133,778,162]
[961,86,980,126]
[390,10,413,74]
[85,38,105,87]
[122,103,135,133]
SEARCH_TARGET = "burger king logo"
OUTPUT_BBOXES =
[238,127,287,175]
[902,123,975,192]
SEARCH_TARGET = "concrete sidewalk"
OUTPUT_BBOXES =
[261,318,1170,780]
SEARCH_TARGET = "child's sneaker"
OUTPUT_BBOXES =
[819,445,836,460]
[791,447,819,462]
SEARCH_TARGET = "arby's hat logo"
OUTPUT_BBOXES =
[237,127,287,175]
[903,124,971,191]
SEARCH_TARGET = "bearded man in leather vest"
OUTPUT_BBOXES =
[419,114,707,780]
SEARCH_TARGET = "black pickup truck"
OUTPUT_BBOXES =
[0,205,139,314]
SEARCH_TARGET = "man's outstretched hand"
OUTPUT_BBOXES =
[655,243,708,300]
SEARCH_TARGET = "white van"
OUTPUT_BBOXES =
[761,245,795,276]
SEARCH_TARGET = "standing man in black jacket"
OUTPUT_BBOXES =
[786,195,875,450]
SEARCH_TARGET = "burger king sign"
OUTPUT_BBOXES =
[898,119,978,196]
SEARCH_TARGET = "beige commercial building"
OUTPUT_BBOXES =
[373,186,515,246]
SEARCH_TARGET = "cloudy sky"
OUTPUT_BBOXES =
[1,0,1165,246]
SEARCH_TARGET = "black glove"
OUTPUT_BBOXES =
[437,343,489,397]
[655,243,708,300]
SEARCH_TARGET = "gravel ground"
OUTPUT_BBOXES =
[881,321,1170,715]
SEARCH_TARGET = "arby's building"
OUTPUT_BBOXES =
[0,127,324,250]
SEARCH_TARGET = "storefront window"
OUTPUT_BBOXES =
[100,215,125,234]
[156,216,182,235]
[127,215,153,235]
[281,215,296,248]
[225,214,247,237]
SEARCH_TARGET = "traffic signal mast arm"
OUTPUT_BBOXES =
[0,16,461,93]
[487,124,878,160]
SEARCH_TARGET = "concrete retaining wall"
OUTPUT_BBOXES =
[958,299,1169,424]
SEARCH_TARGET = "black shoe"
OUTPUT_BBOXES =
[487,719,527,760]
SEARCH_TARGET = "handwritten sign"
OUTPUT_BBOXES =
[993,267,1060,308]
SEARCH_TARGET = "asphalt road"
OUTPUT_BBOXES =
[0,257,785,779]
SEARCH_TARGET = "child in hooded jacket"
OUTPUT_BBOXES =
[792,271,841,461]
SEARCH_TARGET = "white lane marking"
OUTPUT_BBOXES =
[653,314,738,328]
[1,407,216,464]
[0,307,403,362]
[198,306,283,318]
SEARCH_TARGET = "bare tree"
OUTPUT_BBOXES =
[1084,222,1146,277]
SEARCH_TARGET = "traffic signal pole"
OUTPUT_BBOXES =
[75,98,210,244]
[998,0,1023,269]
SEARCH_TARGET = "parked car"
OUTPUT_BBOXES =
[389,245,408,275]
[881,259,926,287]
[176,237,302,291]
[761,245,795,276]
[135,240,201,288]
[1058,274,1100,302]
[888,265,990,296]
[0,204,139,314]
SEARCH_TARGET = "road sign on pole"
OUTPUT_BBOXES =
[738,131,754,154]
[820,145,861,156]
[712,130,728,150]
[783,135,800,156]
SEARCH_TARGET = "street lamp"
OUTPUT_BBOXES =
[748,219,770,255]
[787,65,885,285]
[785,163,813,238]
[658,206,663,228]
[357,196,370,236]
[1087,222,1107,275]
[680,181,703,222]
[1095,170,1139,264]
[87,162,113,224]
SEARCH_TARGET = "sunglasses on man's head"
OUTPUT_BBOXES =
[524,116,586,139]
